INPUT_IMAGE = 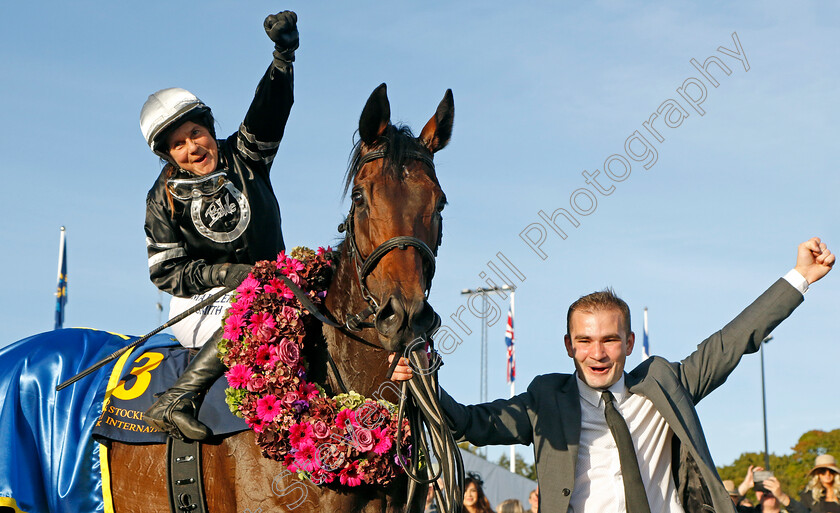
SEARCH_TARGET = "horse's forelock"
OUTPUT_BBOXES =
[343,124,426,197]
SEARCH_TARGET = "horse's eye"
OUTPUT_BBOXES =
[436,195,447,213]
[351,188,365,206]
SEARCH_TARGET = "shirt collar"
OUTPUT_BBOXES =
[575,372,628,408]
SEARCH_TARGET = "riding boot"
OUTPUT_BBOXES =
[143,330,226,440]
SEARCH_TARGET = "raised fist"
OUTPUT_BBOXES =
[264,11,299,52]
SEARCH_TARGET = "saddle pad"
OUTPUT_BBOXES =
[92,344,247,444]
[0,329,171,513]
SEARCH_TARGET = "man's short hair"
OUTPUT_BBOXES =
[566,288,631,335]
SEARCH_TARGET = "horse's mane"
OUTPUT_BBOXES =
[343,124,428,197]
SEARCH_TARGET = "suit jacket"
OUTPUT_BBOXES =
[440,279,803,513]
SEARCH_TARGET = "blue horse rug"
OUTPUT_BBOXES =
[0,328,246,513]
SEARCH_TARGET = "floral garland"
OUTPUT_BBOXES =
[218,247,411,487]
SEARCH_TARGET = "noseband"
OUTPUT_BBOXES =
[338,148,442,330]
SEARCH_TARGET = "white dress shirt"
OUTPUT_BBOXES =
[570,374,684,513]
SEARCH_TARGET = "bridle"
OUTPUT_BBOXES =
[337,148,443,333]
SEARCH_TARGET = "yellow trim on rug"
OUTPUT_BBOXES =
[98,338,139,513]
[0,497,28,513]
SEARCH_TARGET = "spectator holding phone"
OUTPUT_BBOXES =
[737,466,808,513]
[799,455,840,513]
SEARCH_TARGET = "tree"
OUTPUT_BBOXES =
[497,452,538,481]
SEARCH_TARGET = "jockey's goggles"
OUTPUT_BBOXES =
[167,171,227,201]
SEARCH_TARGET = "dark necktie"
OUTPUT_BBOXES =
[602,390,652,513]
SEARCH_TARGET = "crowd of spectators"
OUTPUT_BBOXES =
[424,455,838,512]
[723,455,840,513]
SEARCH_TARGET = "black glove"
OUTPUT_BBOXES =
[264,11,299,65]
[203,263,253,289]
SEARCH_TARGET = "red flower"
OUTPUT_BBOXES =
[339,460,363,487]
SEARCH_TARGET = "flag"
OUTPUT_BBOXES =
[642,307,649,360]
[55,227,68,329]
[505,292,515,383]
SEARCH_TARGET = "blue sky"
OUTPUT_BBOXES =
[2,1,838,470]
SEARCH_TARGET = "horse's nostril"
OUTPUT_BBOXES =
[374,297,405,337]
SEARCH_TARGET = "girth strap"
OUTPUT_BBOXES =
[166,438,208,513]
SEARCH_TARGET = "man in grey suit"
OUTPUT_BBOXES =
[391,237,834,513]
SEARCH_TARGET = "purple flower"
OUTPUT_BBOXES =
[278,338,300,366]
[281,391,300,406]
[312,420,330,440]
[353,428,375,452]
[292,400,310,414]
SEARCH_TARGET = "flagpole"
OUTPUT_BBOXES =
[509,378,515,473]
[54,226,67,329]
[56,226,65,286]
[507,291,516,473]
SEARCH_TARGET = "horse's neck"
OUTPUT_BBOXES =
[321,247,392,397]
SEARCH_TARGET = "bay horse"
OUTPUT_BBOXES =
[108,83,454,512]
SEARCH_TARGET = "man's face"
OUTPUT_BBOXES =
[564,308,634,389]
[167,121,218,176]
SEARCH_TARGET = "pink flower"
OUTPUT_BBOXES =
[286,273,302,286]
[237,276,261,297]
[229,295,252,314]
[336,408,358,429]
[256,395,282,423]
[299,382,320,401]
[246,374,266,392]
[278,338,300,366]
[289,422,315,448]
[281,258,305,274]
[294,444,317,472]
[281,391,300,406]
[255,344,272,366]
[249,311,276,334]
[225,364,252,389]
[245,416,265,434]
[317,246,332,256]
[248,313,277,343]
[339,460,363,487]
[264,345,282,369]
[223,313,245,341]
[372,427,393,455]
[281,306,299,324]
[353,428,375,452]
[312,420,331,440]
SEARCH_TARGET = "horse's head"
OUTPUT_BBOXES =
[342,83,454,353]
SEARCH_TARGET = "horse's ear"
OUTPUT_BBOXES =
[359,83,391,145]
[419,89,454,153]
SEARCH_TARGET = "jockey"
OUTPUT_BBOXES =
[139,10,298,440]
